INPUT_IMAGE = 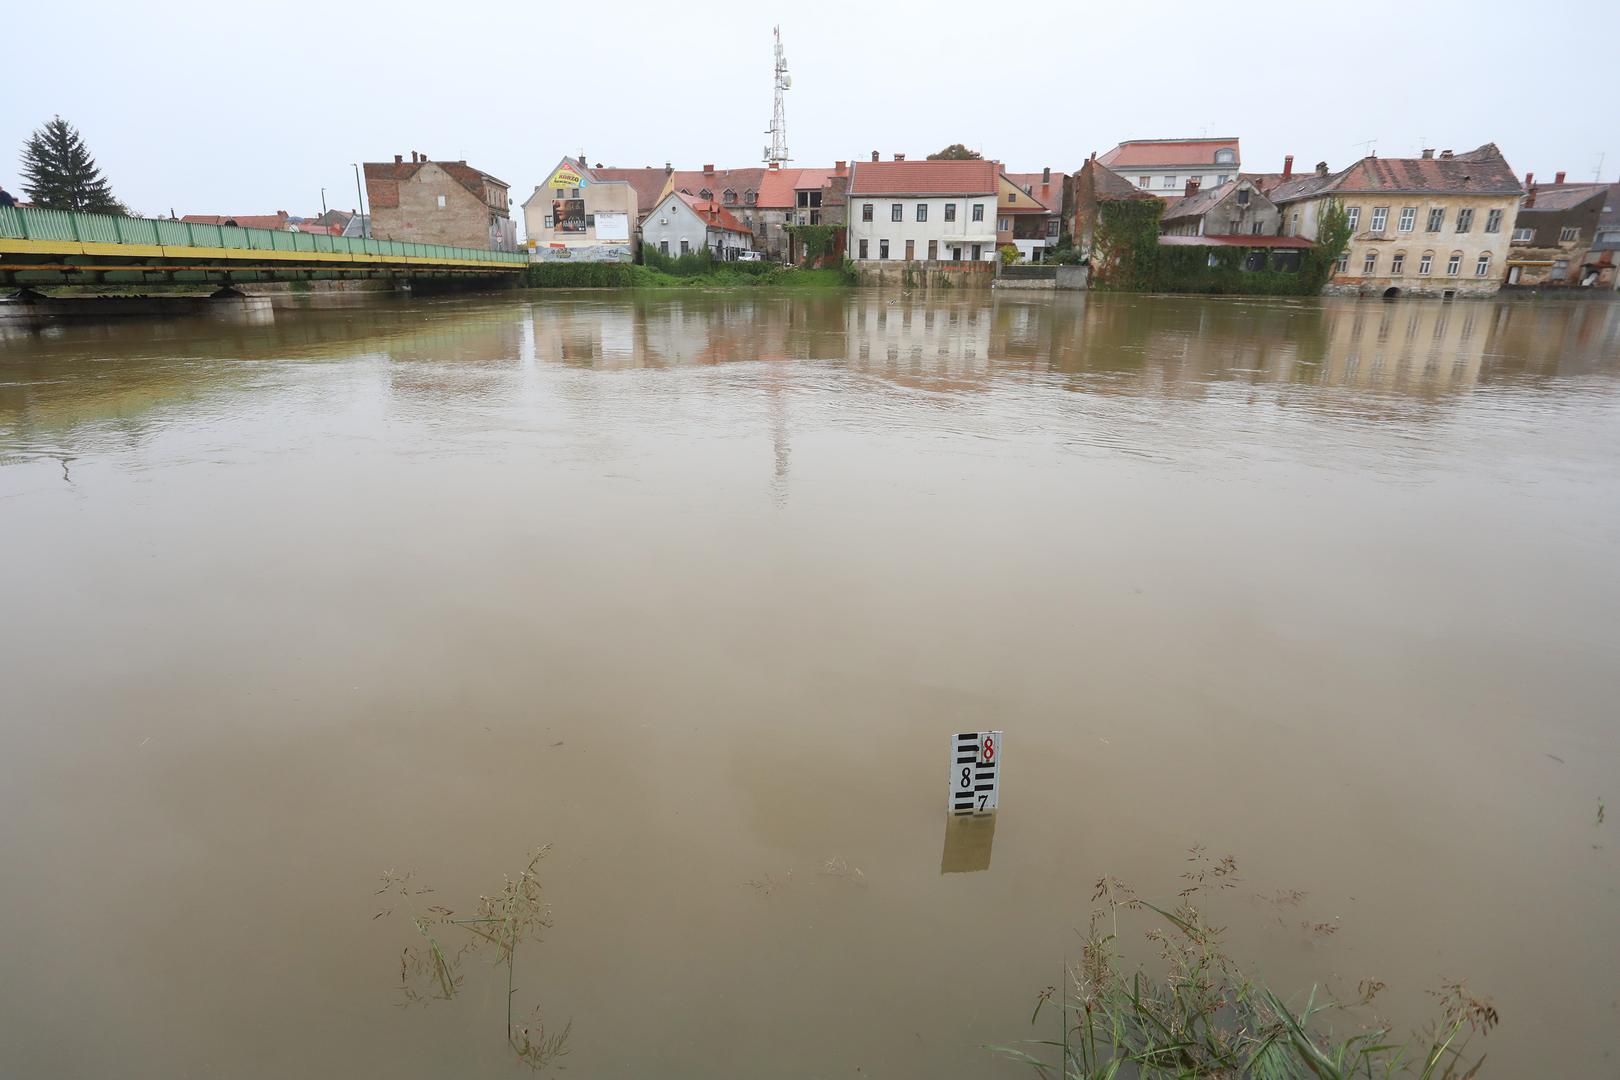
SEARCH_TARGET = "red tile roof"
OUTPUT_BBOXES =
[1273,144,1522,203]
[1005,172,1063,212]
[672,167,769,204]
[181,212,291,230]
[1100,139,1240,169]
[363,159,507,209]
[1521,183,1607,213]
[675,192,753,235]
[847,159,999,196]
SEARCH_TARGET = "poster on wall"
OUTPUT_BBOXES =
[594,211,629,241]
[553,199,586,234]
[547,163,585,189]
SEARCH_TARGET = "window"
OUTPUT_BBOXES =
[1161,175,1178,188]
[1008,192,1017,203]
[1139,176,1151,188]
[659,240,669,255]
[1512,227,1534,242]
[1236,188,1250,206]
[1215,149,1236,165]
[1455,208,1474,233]
[437,194,447,209]
[1251,220,1263,235]
[858,238,868,259]
[724,189,736,204]
[1391,252,1405,274]
[1552,258,1569,276]
[1345,206,1361,231]
[1334,251,1349,273]
[543,214,553,227]
[971,243,982,260]
[1398,207,1416,232]
[862,203,873,222]
[928,240,938,259]
[699,188,711,200]
[1475,253,1491,277]
[1418,252,1433,275]
[746,191,756,205]
[1216,174,1231,184]
[1427,207,1445,232]
[1485,209,1503,233]
[680,239,690,255]
[1370,207,1389,232]
[916,203,928,222]
[951,246,962,260]
[998,217,1011,231]
[944,203,957,222]
[797,190,822,209]
[1046,219,1059,238]
[1559,226,1580,242]
[555,189,566,199]
[879,239,889,259]
[891,203,903,222]
[972,204,984,222]
[1446,252,1462,275]
[1362,250,1378,275]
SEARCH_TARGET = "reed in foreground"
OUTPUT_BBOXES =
[991,851,1497,1079]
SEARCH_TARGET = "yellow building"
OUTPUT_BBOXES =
[1269,144,1523,298]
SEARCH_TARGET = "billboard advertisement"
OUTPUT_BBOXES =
[553,198,586,234]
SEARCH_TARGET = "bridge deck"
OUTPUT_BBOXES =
[1,206,526,285]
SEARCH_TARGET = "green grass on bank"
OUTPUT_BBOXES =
[522,249,853,290]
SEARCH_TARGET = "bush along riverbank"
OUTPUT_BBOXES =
[993,852,1499,1078]
[523,249,854,289]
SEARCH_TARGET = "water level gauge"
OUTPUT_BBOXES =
[949,731,1002,815]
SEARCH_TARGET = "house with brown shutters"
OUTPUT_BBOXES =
[363,152,515,251]
[1268,144,1524,298]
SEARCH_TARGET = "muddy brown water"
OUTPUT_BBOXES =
[2,290,1618,1077]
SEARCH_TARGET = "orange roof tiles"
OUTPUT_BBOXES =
[847,159,999,196]
[1099,139,1240,169]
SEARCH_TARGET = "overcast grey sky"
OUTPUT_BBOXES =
[4,0,1614,220]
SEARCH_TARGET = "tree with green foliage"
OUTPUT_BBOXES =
[927,144,983,161]
[19,116,122,214]
[1302,197,1352,292]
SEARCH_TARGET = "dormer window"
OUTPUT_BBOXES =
[746,190,756,205]
[1214,149,1236,165]
[723,188,736,204]
[699,188,712,200]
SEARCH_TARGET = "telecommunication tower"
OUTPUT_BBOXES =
[763,26,792,166]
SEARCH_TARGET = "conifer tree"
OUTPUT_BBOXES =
[19,116,122,214]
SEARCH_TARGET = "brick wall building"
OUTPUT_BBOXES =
[364,152,515,251]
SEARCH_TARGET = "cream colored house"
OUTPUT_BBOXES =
[521,157,638,262]
[1269,145,1523,298]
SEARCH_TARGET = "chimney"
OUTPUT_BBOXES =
[1282,154,1294,180]
[1555,170,1566,184]
[665,161,673,174]
[1440,150,1454,159]
[835,160,846,174]
[1315,161,1329,177]
[703,164,715,175]
[893,153,905,162]
[1421,149,1435,159]
[1525,171,1534,189]
[871,150,879,162]
[1042,166,1051,183]
[395,154,403,164]
[1184,178,1200,197]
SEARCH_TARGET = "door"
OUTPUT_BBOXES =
[971,244,982,261]
[905,239,915,262]
[1508,265,1521,285]
[928,240,938,261]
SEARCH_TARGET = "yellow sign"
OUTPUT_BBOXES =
[547,164,584,189]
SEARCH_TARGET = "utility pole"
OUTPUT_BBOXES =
[352,163,369,239]
[320,187,328,220]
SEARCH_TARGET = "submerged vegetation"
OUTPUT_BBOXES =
[993,850,1498,1079]
[375,847,570,1071]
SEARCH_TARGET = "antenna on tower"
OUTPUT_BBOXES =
[763,25,791,167]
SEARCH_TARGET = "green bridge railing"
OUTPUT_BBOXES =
[0,205,527,266]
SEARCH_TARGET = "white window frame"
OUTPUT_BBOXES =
[1345,207,1361,232]
[1427,207,1445,232]
[1391,252,1405,275]
[1559,226,1580,242]
[1485,209,1503,233]
[1446,252,1462,275]
[1370,207,1389,232]
[1160,175,1178,189]
[1362,250,1378,275]
[1418,252,1433,275]
[1512,226,1534,242]
[1475,253,1491,277]
[1398,207,1416,232]
[1455,208,1474,233]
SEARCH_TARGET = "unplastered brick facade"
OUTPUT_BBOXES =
[365,155,514,251]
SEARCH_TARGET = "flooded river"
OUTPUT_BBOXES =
[2,290,1618,1076]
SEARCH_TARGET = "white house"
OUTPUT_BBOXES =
[520,156,637,263]
[640,191,756,259]
[846,158,1000,262]
[1097,138,1241,198]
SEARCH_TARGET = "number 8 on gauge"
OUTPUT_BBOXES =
[949,731,1002,816]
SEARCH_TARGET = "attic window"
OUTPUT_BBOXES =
[746,191,756,205]
[1236,188,1250,205]
[699,188,712,200]
[723,189,736,204]
[1215,149,1236,165]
